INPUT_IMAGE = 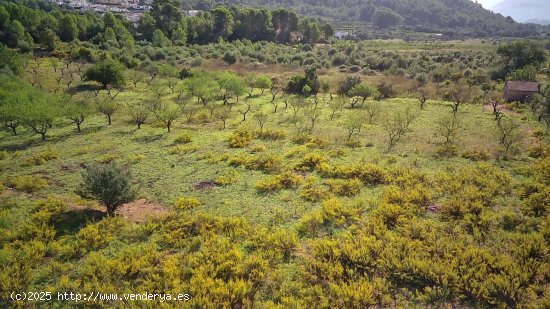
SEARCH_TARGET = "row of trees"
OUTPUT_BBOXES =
[0,0,333,52]
[198,0,550,37]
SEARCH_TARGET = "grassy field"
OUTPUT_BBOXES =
[2,49,550,307]
[0,62,545,226]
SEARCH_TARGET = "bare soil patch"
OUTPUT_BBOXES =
[195,181,217,190]
[116,199,169,222]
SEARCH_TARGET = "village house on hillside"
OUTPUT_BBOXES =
[504,81,541,102]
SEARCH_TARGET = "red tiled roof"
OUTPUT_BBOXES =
[505,81,540,92]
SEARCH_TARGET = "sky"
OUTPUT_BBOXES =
[472,0,501,9]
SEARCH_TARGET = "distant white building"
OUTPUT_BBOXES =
[186,10,200,17]
[334,31,349,40]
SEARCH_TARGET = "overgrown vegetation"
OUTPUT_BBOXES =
[0,0,549,307]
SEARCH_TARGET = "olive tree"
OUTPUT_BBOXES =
[79,163,137,217]
[84,58,126,89]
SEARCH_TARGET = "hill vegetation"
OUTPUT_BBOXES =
[199,0,550,37]
[0,0,550,307]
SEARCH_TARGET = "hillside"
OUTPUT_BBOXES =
[1,0,550,307]
[491,0,550,25]
[192,0,549,37]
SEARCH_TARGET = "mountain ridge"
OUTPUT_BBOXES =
[491,0,550,25]
[193,0,549,37]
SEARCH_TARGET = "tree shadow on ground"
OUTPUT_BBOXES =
[54,208,106,236]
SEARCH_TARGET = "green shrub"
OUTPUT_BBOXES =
[174,197,202,210]
[327,148,346,157]
[256,171,304,192]
[169,145,199,155]
[25,147,58,166]
[256,129,287,140]
[214,171,239,186]
[345,139,362,148]
[296,152,327,172]
[174,132,192,144]
[522,188,550,217]
[319,163,387,185]
[99,153,118,164]
[325,178,363,196]
[320,198,361,227]
[223,51,238,65]
[305,136,329,149]
[462,149,490,161]
[79,164,137,217]
[128,154,145,164]
[528,145,549,159]
[249,144,267,153]
[300,177,333,202]
[436,144,459,157]
[229,128,253,148]
[297,211,324,237]
[285,146,308,158]
[0,150,8,160]
[228,153,282,173]
[8,175,47,192]
[373,202,408,229]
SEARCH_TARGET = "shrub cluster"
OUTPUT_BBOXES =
[256,171,304,192]
[229,128,254,148]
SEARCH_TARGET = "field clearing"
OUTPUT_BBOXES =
[1,77,544,226]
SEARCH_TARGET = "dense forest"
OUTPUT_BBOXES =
[191,0,550,37]
[0,0,332,53]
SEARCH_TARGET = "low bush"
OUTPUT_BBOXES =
[295,153,327,172]
[522,188,550,217]
[25,147,59,166]
[174,197,202,210]
[285,146,308,158]
[319,163,387,185]
[305,136,329,149]
[256,129,287,140]
[128,154,145,164]
[169,145,199,155]
[228,153,282,173]
[99,153,118,164]
[249,144,267,153]
[256,171,304,192]
[325,178,363,196]
[461,149,490,161]
[8,175,47,192]
[299,177,333,202]
[174,132,192,144]
[229,128,254,148]
[436,144,459,157]
[528,145,549,159]
[345,139,362,148]
[214,171,239,186]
